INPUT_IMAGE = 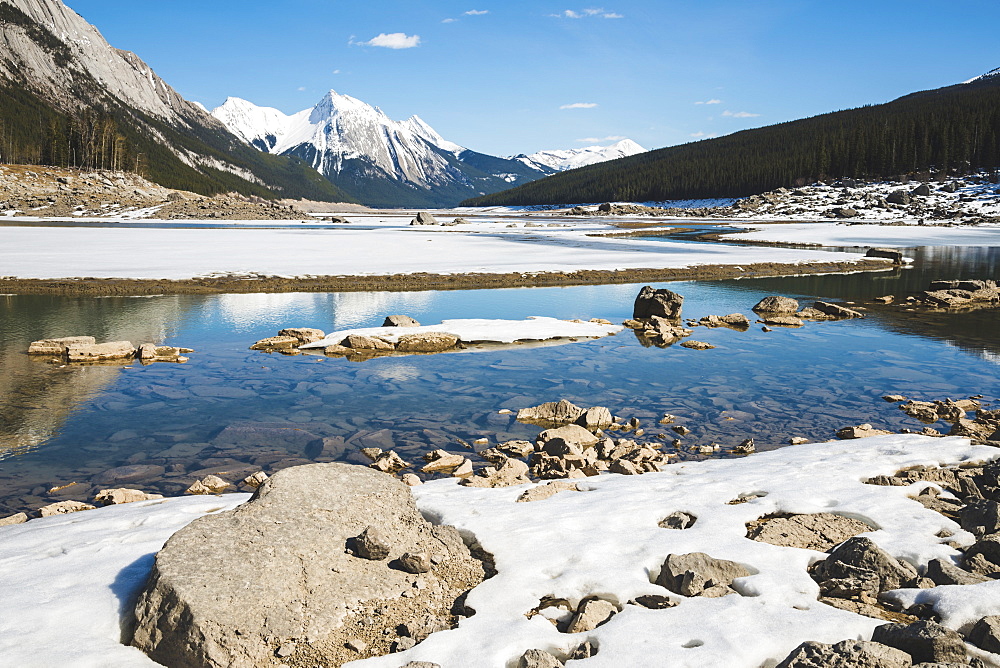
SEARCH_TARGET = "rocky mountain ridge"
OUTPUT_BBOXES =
[513,138,647,173]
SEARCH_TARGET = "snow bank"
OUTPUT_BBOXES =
[0,494,248,667]
[1,436,997,667]
[300,316,623,349]
[726,222,1000,248]
[0,222,867,280]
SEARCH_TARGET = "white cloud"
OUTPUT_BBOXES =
[560,102,598,109]
[332,69,341,75]
[442,17,457,23]
[689,131,717,138]
[577,135,626,142]
[464,9,489,15]
[363,33,421,49]
[721,110,760,118]
[695,99,722,105]
[556,8,623,19]
[297,86,307,91]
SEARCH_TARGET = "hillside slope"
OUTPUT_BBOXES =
[463,74,1000,206]
[0,0,353,201]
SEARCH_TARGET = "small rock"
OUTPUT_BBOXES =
[393,636,417,652]
[659,511,697,530]
[278,328,326,344]
[566,598,617,633]
[421,450,467,473]
[275,641,296,657]
[345,638,367,653]
[382,315,421,327]
[451,459,474,478]
[354,526,391,561]
[185,475,232,495]
[516,481,581,503]
[836,424,893,439]
[371,451,410,474]
[733,438,755,454]
[93,488,164,505]
[680,340,715,350]
[399,552,432,574]
[409,211,438,225]
[789,437,809,445]
[401,473,422,486]
[968,615,1000,654]
[242,471,269,489]
[39,500,96,517]
[250,336,300,351]
[0,512,28,526]
[344,334,394,351]
[655,552,751,597]
[518,648,564,668]
[883,395,908,403]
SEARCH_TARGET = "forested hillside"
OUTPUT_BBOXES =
[463,76,1000,206]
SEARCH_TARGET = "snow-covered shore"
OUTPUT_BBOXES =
[725,221,1000,248]
[1,435,998,667]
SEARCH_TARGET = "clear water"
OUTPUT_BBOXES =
[2,245,999,515]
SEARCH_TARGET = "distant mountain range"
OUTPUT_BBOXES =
[211,94,646,207]
[464,69,1000,207]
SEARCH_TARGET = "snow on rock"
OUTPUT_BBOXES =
[2,436,996,667]
[513,139,647,173]
[300,317,623,349]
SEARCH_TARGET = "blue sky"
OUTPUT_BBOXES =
[67,0,998,157]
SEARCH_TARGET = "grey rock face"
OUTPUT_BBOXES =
[130,463,487,668]
[776,639,912,668]
[924,558,989,586]
[752,295,801,314]
[382,315,421,327]
[872,621,966,664]
[655,552,751,597]
[633,285,684,320]
[968,615,1000,654]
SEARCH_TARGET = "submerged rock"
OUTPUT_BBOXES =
[27,336,96,355]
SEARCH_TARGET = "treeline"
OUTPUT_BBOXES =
[463,77,1000,206]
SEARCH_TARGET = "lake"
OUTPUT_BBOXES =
[2,242,999,516]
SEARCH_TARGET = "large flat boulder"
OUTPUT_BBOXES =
[131,463,489,667]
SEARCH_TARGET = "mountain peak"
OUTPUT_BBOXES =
[514,139,647,172]
[963,67,1000,84]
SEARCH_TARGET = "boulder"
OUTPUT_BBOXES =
[832,207,859,219]
[911,183,932,197]
[813,301,865,319]
[960,499,1000,535]
[813,537,917,595]
[887,190,911,205]
[93,488,164,505]
[249,336,300,351]
[242,471,269,489]
[871,621,966,664]
[27,335,96,355]
[396,332,459,353]
[776,639,912,668]
[185,475,232,495]
[925,558,989,586]
[130,464,488,668]
[577,406,614,431]
[753,296,800,314]
[659,511,697,530]
[747,513,873,551]
[699,313,750,329]
[517,399,586,424]
[655,552,751,597]
[461,459,531,488]
[410,211,439,225]
[382,315,421,327]
[680,340,715,350]
[866,248,905,263]
[342,334,394,351]
[633,286,684,320]
[537,424,599,448]
[421,450,467,473]
[278,328,326,344]
[968,615,1000,654]
[66,340,136,362]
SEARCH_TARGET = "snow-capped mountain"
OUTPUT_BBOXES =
[212,92,544,208]
[513,139,647,173]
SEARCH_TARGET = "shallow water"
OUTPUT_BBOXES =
[1,245,999,515]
